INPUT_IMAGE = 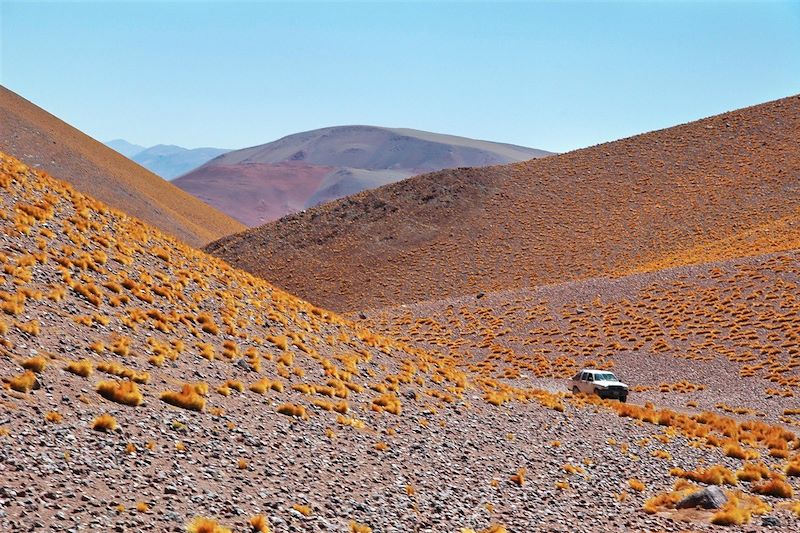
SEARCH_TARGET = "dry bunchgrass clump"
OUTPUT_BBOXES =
[65,359,93,377]
[669,465,737,486]
[350,522,372,533]
[45,411,62,423]
[187,516,232,533]
[248,514,270,532]
[249,378,283,394]
[277,403,308,420]
[628,478,645,492]
[97,361,150,383]
[96,380,143,406]
[291,504,312,516]
[21,355,47,373]
[5,370,38,392]
[160,383,207,411]
[510,467,526,486]
[92,413,118,432]
[709,491,770,526]
[643,479,699,514]
[736,462,771,482]
[785,457,800,477]
[751,478,793,498]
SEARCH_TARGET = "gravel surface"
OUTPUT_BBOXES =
[1,154,800,532]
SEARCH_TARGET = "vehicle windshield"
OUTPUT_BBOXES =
[594,372,618,382]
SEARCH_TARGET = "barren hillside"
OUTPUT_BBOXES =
[207,95,800,312]
[176,125,550,226]
[3,152,799,531]
[0,86,244,246]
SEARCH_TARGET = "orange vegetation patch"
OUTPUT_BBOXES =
[91,413,118,432]
[160,383,207,412]
[4,370,38,392]
[186,516,232,533]
[96,380,143,406]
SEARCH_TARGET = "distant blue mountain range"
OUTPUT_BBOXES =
[105,139,230,179]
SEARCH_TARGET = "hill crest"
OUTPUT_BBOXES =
[175,125,550,225]
[0,86,244,246]
[207,94,800,312]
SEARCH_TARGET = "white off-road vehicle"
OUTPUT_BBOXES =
[569,369,629,402]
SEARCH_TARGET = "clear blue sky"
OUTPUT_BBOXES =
[2,1,799,153]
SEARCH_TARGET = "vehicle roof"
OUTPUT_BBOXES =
[580,369,613,373]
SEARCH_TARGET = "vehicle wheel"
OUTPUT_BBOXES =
[571,386,579,395]
[620,396,627,403]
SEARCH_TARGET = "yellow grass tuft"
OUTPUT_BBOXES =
[277,403,308,420]
[21,355,47,373]
[92,413,118,432]
[96,380,143,406]
[350,522,372,533]
[510,467,526,486]
[248,514,270,533]
[751,478,793,498]
[186,516,232,533]
[45,411,62,423]
[160,384,207,412]
[628,478,645,492]
[291,504,312,516]
[6,370,38,392]
[65,359,93,377]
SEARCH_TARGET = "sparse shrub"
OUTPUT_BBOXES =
[350,522,372,533]
[248,514,270,533]
[510,467,526,486]
[186,516,232,533]
[5,370,38,392]
[670,465,737,486]
[628,479,645,492]
[291,504,312,516]
[65,359,93,377]
[736,462,771,482]
[16,319,40,336]
[751,478,793,498]
[724,443,748,459]
[785,458,800,477]
[277,403,308,420]
[92,413,118,432]
[21,355,47,373]
[96,380,143,406]
[160,384,207,411]
[45,411,62,423]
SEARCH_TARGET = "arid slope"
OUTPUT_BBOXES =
[2,152,799,531]
[176,125,550,226]
[207,95,800,312]
[0,86,244,246]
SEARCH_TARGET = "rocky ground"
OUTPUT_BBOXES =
[3,381,799,532]
[1,153,799,532]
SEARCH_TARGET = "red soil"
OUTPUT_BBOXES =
[173,162,334,226]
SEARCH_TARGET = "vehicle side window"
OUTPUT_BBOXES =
[579,372,587,381]
[587,374,593,382]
